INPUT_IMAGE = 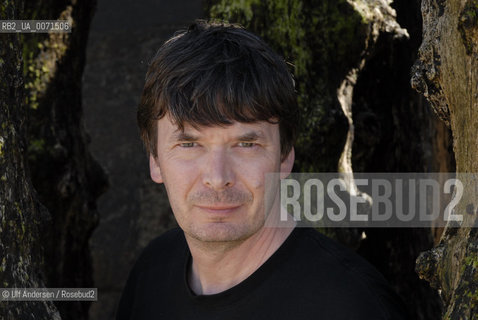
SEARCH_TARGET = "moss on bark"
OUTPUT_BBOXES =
[414,0,478,318]
[19,1,108,319]
[0,1,60,319]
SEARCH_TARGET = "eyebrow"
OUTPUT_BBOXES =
[236,131,263,141]
[170,130,265,142]
[171,131,199,142]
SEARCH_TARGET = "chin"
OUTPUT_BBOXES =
[187,221,264,243]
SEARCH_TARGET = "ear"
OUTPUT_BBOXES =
[279,147,295,179]
[149,154,163,183]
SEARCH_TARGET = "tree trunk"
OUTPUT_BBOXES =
[0,1,60,319]
[352,1,454,319]
[1,1,105,319]
[412,0,478,318]
[20,1,107,319]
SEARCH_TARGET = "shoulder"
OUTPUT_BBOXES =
[132,227,186,271]
[142,227,185,254]
[299,228,383,279]
[116,228,186,320]
[291,228,409,319]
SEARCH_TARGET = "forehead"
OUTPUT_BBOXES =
[157,115,279,141]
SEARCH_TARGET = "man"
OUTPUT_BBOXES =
[117,20,408,319]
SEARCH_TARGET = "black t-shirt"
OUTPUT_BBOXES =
[116,227,409,319]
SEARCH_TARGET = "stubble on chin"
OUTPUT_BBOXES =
[184,217,266,248]
[183,188,261,241]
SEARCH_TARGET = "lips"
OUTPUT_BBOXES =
[194,205,242,214]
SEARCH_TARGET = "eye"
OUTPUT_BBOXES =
[238,142,256,148]
[179,142,197,148]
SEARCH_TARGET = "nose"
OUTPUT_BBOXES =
[202,148,235,190]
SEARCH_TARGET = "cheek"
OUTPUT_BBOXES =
[161,160,199,198]
[234,158,275,191]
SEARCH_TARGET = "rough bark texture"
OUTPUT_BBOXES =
[413,0,478,318]
[0,1,60,319]
[19,1,107,319]
[353,1,455,319]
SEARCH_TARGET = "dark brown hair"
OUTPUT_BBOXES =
[138,20,299,160]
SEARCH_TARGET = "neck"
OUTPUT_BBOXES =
[186,222,295,295]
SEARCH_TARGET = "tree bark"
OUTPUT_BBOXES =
[1,1,105,319]
[0,1,60,319]
[20,1,107,319]
[412,0,478,318]
[352,1,454,319]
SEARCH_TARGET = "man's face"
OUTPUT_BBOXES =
[150,115,294,243]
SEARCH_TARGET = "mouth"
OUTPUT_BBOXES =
[194,205,242,215]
